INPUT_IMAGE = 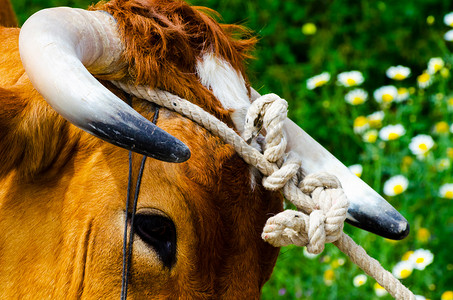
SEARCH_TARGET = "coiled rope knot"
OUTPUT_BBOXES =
[262,173,349,254]
[244,94,349,254]
[243,93,288,163]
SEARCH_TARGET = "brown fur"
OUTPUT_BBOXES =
[91,0,257,122]
[0,0,282,298]
[0,0,17,27]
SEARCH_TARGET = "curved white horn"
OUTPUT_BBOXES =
[251,89,409,240]
[19,8,190,163]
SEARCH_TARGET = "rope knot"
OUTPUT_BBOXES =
[262,153,301,191]
[243,93,288,163]
[300,172,342,195]
[263,172,349,254]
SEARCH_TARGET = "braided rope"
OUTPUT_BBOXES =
[112,81,415,300]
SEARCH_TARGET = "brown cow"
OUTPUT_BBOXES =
[0,0,409,298]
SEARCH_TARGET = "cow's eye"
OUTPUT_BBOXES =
[133,214,177,269]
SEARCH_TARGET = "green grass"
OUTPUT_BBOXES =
[12,1,453,299]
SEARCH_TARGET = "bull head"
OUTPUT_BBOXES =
[19,4,409,241]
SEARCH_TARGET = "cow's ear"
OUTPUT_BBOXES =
[19,8,190,163]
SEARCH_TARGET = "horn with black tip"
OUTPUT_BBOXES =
[19,8,190,163]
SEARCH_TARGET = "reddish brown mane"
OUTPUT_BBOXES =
[91,0,257,121]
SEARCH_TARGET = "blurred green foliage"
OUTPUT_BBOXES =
[11,0,453,299]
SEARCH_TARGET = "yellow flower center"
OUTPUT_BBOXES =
[352,96,364,105]
[354,116,368,128]
[374,283,384,290]
[398,87,408,95]
[418,73,430,83]
[402,156,413,167]
[434,64,442,72]
[442,290,453,300]
[382,93,394,102]
[417,228,430,242]
[445,191,453,199]
[393,184,404,195]
[324,269,335,281]
[388,132,400,140]
[365,132,377,143]
[402,251,414,261]
[447,148,453,159]
[302,23,317,35]
[435,121,449,133]
[418,143,428,151]
[369,120,382,128]
[346,78,357,86]
[416,257,425,264]
[393,73,406,80]
[448,98,453,106]
[315,80,327,88]
[400,269,412,279]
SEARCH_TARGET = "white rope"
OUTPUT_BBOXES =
[112,81,415,300]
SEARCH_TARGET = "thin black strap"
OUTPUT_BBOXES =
[121,102,160,300]
[120,151,133,299]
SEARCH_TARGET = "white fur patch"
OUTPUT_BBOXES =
[196,52,260,189]
[196,52,251,133]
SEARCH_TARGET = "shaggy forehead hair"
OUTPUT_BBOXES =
[91,0,256,121]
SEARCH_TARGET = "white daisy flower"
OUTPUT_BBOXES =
[409,134,435,158]
[451,123,453,133]
[444,12,453,26]
[396,87,410,102]
[374,85,398,104]
[386,65,411,80]
[337,71,364,87]
[437,158,451,171]
[392,260,414,279]
[417,72,432,88]
[353,116,369,134]
[383,175,409,196]
[379,124,406,141]
[367,111,385,128]
[415,295,427,300]
[307,72,330,90]
[374,283,388,297]
[445,30,453,41]
[353,274,367,287]
[428,57,444,74]
[348,164,363,177]
[439,183,453,199]
[409,249,434,270]
[345,88,368,105]
[363,130,378,143]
